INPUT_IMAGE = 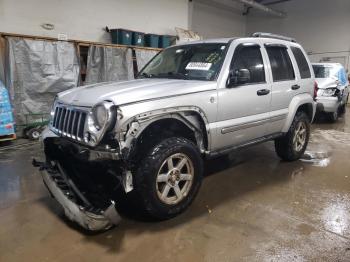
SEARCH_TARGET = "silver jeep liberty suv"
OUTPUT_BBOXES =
[35,33,316,231]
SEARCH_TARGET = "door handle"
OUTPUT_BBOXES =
[257,89,270,96]
[291,84,300,90]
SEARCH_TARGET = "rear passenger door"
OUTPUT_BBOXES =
[290,46,313,97]
[264,44,298,134]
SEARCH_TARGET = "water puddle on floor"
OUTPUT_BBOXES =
[299,128,350,167]
[300,151,330,167]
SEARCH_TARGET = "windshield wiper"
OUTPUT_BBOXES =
[155,72,189,80]
[139,72,153,78]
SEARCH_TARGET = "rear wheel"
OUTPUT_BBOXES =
[133,137,203,220]
[275,111,310,161]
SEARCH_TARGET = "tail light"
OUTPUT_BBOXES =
[313,81,318,101]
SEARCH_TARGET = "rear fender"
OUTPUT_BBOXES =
[282,94,316,133]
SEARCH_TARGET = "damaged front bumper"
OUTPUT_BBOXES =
[316,97,340,113]
[34,159,122,231]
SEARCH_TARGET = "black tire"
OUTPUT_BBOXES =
[133,137,203,220]
[275,111,310,161]
[339,104,346,116]
[27,128,41,140]
[328,110,339,123]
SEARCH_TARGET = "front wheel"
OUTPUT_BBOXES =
[275,111,310,161]
[328,109,339,122]
[133,137,203,220]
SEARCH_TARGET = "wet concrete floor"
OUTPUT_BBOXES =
[1,110,350,262]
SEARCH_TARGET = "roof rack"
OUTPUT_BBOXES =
[251,32,296,43]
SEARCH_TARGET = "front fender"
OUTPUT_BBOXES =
[282,93,316,133]
[116,106,211,155]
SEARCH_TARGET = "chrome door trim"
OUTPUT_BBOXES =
[221,113,287,134]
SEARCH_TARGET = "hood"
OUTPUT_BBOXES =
[315,77,338,89]
[57,79,216,107]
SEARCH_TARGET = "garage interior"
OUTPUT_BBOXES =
[0,0,350,261]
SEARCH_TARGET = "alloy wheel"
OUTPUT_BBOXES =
[156,153,194,205]
[293,122,307,152]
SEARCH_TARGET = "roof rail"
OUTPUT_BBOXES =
[252,32,296,43]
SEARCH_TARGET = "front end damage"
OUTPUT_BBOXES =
[34,134,128,231]
[34,100,209,231]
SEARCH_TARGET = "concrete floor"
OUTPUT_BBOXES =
[1,110,350,262]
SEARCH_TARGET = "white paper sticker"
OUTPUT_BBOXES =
[186,62,212,71]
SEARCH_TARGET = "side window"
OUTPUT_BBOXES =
[266,46,295,81]
[291,47,311,79]
[230,45,265,84]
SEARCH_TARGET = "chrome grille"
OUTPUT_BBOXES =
[51,105,87,140]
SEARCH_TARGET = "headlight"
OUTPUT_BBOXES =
[85,101,116,146]
[320,88,337,97]
[93,104,108,130]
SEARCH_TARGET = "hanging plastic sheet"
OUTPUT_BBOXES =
[135,49,159,72]
[85,46,134,84]
[0,37,6,84]
[6,37,80,126]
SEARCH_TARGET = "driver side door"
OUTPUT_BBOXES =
[213,42,271,150]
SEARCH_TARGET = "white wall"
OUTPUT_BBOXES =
[246,0,350,70]
[0,0,189,43]
[191,0,246,39]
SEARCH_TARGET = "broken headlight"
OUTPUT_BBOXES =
[320,88,338,97]
[85,101,116,146]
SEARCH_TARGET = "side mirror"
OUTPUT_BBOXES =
[227,69,251,87]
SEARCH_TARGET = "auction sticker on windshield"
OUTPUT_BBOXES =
[186,62,212,71]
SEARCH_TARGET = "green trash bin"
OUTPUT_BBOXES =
[110,28,132,45]
[132,31,145,46]
[159,35,176,48]
[145,34,160,48]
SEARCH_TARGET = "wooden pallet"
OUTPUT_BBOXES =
[0,133,16,142]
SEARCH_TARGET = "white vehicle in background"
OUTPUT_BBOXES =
[312,63,349,122]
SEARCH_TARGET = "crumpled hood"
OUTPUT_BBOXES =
[57,79,216,107]
[315,77,338,89]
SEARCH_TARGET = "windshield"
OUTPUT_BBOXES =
[313,65,333,78]
[138,43,228,81]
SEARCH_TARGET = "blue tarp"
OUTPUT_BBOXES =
[0,80,15,136]
[337,67,348,86]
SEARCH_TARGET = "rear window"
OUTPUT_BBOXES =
[266,46,295,81]
[313,65,332,78]
[291,47,311,79]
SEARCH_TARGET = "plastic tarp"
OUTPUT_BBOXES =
[0,80,15,136]
[85,46,134,84]
[135,49,159,72]
[0,38,5,84]
[6,37,80,126]
[337,67,348,86]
